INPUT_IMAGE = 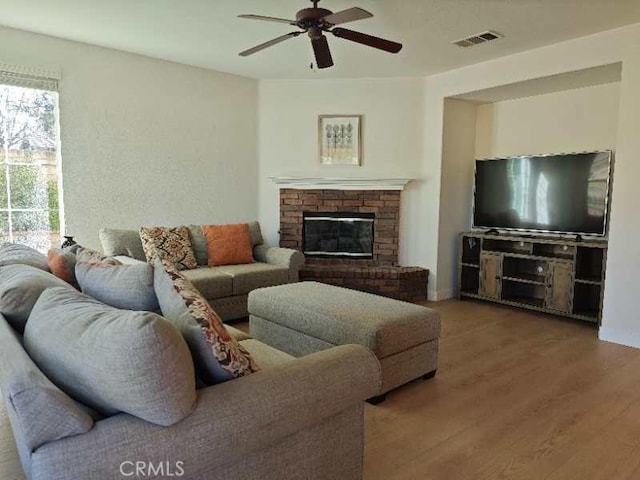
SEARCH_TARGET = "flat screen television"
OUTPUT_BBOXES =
[472,151,612,236]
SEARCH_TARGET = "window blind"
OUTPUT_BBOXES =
[0,62,60,91]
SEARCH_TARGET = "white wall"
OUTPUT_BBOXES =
[257,77,425,270]
[475,83,620,158]
[432,83,619,301]
[421,23,640,346]
[437,99,477,299]
[0,25,258,249]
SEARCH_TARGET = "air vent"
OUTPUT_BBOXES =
[453,30,503,48]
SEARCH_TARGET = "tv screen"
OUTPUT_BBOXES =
[473,151,611,236]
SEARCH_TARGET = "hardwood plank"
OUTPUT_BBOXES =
[364,299,640,480]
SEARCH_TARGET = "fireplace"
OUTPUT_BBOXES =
[277,187,428,302]
[303,212,374,259]
[279,188,400,266]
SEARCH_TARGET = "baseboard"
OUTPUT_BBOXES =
[427,288,438,302]
[598,326,640,350]
[435,288,455,301]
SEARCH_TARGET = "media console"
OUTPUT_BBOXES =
[458,232,607,324]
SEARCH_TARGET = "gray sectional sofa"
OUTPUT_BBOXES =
[99,222,305,321]
[0,252,381,480]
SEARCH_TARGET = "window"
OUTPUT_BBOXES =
[0,66,61,252]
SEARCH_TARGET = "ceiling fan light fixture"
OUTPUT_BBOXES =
[238,0,402,69]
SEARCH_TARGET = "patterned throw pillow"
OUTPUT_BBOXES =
[139,226,198,271]
[202,223,254,267]
[153,258,259,384]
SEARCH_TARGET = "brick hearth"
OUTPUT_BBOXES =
[279,188,428,302]
[299,264,428,303]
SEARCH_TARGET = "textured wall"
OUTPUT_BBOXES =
[257,78,425,267]
[421,23,640,345]
[0,25,258,250]
[475,83,620,158]
[437,99,478,300]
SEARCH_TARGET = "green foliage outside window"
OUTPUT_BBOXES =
[0,85,61,250]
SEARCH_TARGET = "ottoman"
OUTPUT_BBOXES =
[248,281,440,401]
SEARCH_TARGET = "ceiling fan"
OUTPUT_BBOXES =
[238,0,403,69]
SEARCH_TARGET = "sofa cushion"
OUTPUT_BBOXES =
[0,242,49,271]
[202,223,254,267]
[187,225,209,266]
[217,263,290,296]
[249,282,441,358]
[75,261,160,311]
[227,325,251,342]
[248,221,263,247]
[47,248,78,288]
[154,258,259,385]
[0,264,74,332]
[98,228,146,261]
[181,267,233,300]
[0,315,93,457]
[239,339,294,369]
[24,287,196,427]
[75,246,122,265]
[140,226,198,270]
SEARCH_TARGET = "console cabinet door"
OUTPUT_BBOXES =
[479,252,502,299]
[545,261,573,313]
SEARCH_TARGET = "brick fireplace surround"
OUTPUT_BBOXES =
[279,188,428,302]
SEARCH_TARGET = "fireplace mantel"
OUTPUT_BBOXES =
[269,176,413,191]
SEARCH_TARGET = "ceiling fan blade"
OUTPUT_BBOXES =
[321,7,373,26]
[239,32,301,57]
[332,27,402,53]
[312,36,334,69]
[238,14,297,25]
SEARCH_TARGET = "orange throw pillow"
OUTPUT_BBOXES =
[202,223,254,267]
[47,249,79,288]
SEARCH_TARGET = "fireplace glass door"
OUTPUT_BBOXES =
[303,212,374,258]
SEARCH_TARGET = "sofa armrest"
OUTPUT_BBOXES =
[32,344,380,479]
[253,245,305,281]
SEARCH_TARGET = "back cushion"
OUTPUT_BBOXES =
[202,223,254,267]
[75,246,122,265]
[187,225,208,266]
[139,226,198,270]
[0,317,93,454]
[248,221,264,247]
[0,242,49,272]
[0,264,74,332]
[75,261,159,311]
[98,228,146,261]
[24,287,196,426]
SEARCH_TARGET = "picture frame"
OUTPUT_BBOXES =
[318,115,362,166]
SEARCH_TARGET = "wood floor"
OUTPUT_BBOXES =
[363,299,640,480]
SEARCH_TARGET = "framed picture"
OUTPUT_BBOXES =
[318,115,362,166]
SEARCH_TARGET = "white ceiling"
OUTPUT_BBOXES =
[1,0,640,79]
